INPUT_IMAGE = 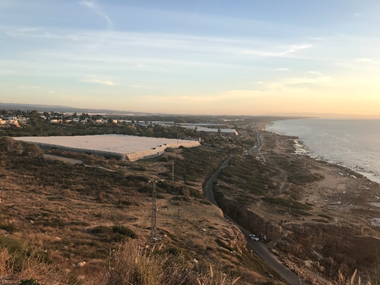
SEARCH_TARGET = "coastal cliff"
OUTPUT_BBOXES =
[212,130,380,283]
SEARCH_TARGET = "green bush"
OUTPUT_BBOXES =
[19,279,41,285]
[112,226,138,240]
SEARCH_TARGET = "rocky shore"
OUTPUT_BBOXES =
[213,129,380,284]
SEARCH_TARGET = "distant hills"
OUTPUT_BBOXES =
[1,102,379,119]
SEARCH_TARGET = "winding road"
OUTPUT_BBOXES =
[203,149,304,285]
[248,132,263,154]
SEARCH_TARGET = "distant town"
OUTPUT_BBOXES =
[0,109,244,146]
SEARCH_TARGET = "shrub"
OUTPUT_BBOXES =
[19,279,42,285]
[112,226,138,240]
[167,247,181,256]
[0,224,17,233]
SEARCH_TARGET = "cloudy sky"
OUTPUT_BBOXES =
[1,0,379,116]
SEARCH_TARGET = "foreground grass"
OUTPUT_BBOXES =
[0,238,242,285]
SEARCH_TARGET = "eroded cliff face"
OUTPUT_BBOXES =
[279,222,380,278]
[213,188,282,242]
[211,130,380,283]
[213,183,380,282]
[222,223,248,251]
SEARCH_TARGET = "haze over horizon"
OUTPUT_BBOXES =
[1,0,379,117]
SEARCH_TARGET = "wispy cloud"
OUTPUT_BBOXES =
[20,85,40,89]
[3,26,316,63]
[80,1,113,28]
[256,73,332,91]
[275,68,288,71]
[355,58,380,64]
[81,79,115,85]
[241,44,312,58]
[333,57,380,70]
[308,71,325,76]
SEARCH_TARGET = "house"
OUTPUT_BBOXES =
[65,119,72,123]
[95,119,108,124]
[4,118,20,127]
[73,118,80,123]
[50,119,60,123]
[17,117,27,124]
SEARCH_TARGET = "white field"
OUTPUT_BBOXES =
[15,135,198,155]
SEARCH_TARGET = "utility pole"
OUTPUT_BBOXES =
[151,180,157,239]
[149,178,162,239]
[172,160,174,182]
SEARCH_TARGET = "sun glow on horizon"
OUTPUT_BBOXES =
[1,0,379,117]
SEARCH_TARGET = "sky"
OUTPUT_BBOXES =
[0,0,379,117]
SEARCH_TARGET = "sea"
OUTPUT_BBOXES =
[266,118,380,184]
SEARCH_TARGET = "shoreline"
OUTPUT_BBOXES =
[265,120,380,185]
[294,137,380,185]
[213,124,380,283]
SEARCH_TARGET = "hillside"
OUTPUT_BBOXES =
[0,137,283,285]
[214,129,380,284]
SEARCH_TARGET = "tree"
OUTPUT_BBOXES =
[217,127,222,137]
[145,127,154,137]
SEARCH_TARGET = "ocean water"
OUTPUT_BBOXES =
[266,118,380,184]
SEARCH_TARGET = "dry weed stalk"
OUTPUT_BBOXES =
[105,240,241,285]
[333,269,371,285]
[0,248,12,276]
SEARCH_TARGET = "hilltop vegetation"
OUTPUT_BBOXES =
[0,137,283,285]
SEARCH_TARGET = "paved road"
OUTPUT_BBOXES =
[204,156,233,205]
[248,132,263,154]
[203,156,304,285]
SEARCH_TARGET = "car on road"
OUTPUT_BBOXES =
[249,234,259,241]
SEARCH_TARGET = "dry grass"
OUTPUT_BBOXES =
[105,240,241,285]
[0,138,281,284]
[0,246,85,285]
[1,240,243,285]
[333,269,373,285]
